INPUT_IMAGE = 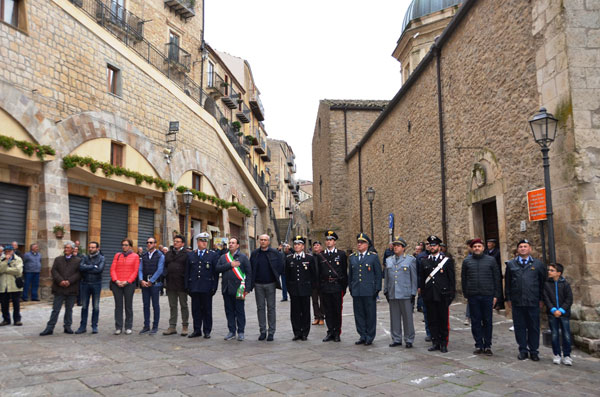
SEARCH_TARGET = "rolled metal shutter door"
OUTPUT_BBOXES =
[138,207,155,248]
[68,195,89,232]
[0,182,28,245]
[100,201,129,288]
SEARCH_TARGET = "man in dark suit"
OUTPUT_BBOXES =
[216,237,252,341]
[185,232,219,339]
[285,236,317,341]
[348,233,382,346]
[418,235,455,353]
[250,234,284,341]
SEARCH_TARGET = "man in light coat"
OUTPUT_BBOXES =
[384,236,417,348]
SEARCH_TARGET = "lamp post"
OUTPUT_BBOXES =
[366,187,375,246]
[252,206,258,251]
[182,189,194,247]
[529,107,558,264]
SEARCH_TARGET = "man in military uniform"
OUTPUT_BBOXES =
[285,236,316,341]
[418,235,455,353]
[348,233,382,346]
[384,236,417,348]
[185,232,219,339]
[316,231,347,342]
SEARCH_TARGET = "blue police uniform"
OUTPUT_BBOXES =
[348,245,382,345]
[185,248,219,337]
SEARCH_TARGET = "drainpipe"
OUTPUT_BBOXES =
[435,44,448,245]
[198,2,206,105]
[358,147,363,232]
[344,109,348,157]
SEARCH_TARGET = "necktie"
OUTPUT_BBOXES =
[359,254,363,261]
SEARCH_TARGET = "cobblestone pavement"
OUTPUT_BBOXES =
[1,292,599,396]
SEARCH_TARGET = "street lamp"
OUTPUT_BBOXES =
[252,206,258,250]
[529,107,558,264]
[183,189,194,247]
[366,187,375,246]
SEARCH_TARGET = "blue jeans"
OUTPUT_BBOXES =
[22,272,40,300]
[468,295,494,349]
[549,315,571,357]
[142,285,161,329]
[79,282,101,329]
[223,293,245,334]
[512,305,540,354]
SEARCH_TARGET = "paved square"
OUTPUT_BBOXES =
[1,292,599,396]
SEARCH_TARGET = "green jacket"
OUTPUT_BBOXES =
[0,254,23,293]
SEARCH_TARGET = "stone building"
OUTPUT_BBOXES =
[0,0,271,293]
[267,138,299,244]
[311,100,388,251]
[312,0,600,351]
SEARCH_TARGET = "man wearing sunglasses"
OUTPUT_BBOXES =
[139,237,164,335]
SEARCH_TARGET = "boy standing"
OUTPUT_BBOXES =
[542,263,573,366]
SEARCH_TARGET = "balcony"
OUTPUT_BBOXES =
[93,0,144,41]
[286,154,294,166]
[165,42,191,72]
[207,72,226,98]
[261,146,271,162]
[164,0,196,20]
[222,84,240,109]
[236,101,251,124]
[288,177,295,189]
[249,92,265,121]
[255,137,266,155]
[284,171,291,183]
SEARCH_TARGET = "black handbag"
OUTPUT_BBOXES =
[15,276,24,289]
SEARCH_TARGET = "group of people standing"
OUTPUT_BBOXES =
[3,228,574,366]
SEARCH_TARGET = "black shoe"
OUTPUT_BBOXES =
[32,299,40,301]
[267,334,274,342]
[530,353,539,361]
[484,348,493,356]
[139,327,150,335]
[64,327,74,334]
[0,321,10,326]
[188,331,202,338]
[518,352,529,360]
[280,299,288,302]
[355,339,365,345]
[424,335,432,342]
[301,336,307,341]
[428,344,440,351]
[333,335,341,342]
[440,345,448,353]
[293,335,302,341]
[21,299,28,302]
[258,333,267,341]
[92,327,98,334]
[203,334,211,339]
[75,328,86,334]
[474,348,484,355]
[40,328,53,336]
[322,334,334,342]
[365,340,373,346]
[14,321,22,326]
[405,342,413,348]
[389,342,402,347]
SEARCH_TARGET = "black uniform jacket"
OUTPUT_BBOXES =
[285,253,317,297]
[418,253,455,302]
[316,249,348,294]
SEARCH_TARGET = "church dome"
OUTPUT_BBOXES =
[401,0,462,33]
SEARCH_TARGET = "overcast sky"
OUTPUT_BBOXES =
[205,0,412,182]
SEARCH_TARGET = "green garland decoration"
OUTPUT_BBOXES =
[0,134,55,160]
[62,155,174,191]
[176,185,252,216]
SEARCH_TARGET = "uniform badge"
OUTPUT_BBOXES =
[303,264,307,270]
[531,267,535,270]
[367,265,371,271]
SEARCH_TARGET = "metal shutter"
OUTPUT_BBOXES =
[100,201,129,288]
[69,195,89,232]
[0,182,28,245]
[138,207,155,247]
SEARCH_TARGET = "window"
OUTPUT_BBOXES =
[110,142,124,167]
[168,31,180,62]
[207,61,214,87]
[192,173,202,191]
[106,64,121,96]
[1,0,19,28]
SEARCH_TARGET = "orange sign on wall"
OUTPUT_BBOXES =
[527,188,547,221]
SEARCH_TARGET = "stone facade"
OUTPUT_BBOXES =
[0,0,269,294]
[311,100,387,252]
[267,138,298,245]
[313,0,600,351]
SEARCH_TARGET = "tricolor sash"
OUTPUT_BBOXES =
[226,251,246,299]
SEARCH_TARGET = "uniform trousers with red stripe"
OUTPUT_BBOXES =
[424,297,451,346]
[321,291,344,336]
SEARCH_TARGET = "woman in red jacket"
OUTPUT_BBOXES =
[110,238,140,335]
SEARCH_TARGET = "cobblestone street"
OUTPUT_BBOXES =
[1,293,599,396]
